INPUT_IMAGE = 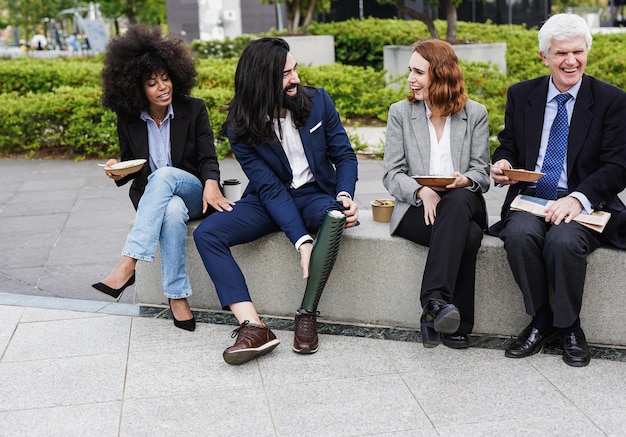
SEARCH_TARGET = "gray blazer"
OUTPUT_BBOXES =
[383,98,491,234]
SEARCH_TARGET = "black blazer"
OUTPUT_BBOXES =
[493,74,626,249]
[114,96,220,210]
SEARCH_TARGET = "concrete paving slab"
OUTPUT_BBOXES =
[0,213,67,234]
[2,315,131,362]
[266,374,435,436]
[585,408,626,436]
[258,334,397,386]
[120,388,275,436]
[0,268,45,290]
[18,306,107,323]
[529,356,626,412]
[401,358,578,428]
[437,414,606,436]
[1,198,76,217]
[0,353,127,411]
[0,403,121,437]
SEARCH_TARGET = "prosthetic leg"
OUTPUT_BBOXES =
[294,210,346,354]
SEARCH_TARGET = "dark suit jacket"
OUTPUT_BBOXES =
[493,74,626,249]
[115,96,220,210]
[227,87,358,244]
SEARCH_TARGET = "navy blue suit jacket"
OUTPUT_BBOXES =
[114,96,220,210]
[227,87,358,244]
[493,75,626,249]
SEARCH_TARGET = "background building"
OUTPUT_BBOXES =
[165,0,552,44]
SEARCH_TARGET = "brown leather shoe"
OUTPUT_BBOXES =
[293,309,319,354]
[223,321,280,365]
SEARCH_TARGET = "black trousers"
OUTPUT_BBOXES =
[394,189,486,334]
[499,210,603,328]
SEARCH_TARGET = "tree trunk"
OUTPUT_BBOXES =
[445,0,458,42]
[289,0,301,34]
[395,0,439,40]
[300,0,317,34]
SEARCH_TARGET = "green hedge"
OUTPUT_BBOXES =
[1,19,625,159]
[0,86,117,157]
[0,57,103,95]
[0,57,407,159]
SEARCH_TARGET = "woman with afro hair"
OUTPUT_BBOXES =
[92,24,234,330]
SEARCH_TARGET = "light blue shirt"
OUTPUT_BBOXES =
[535,77,592,212]
[140,104,174,172]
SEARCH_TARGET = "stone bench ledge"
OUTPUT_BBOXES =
[136,210,626,346]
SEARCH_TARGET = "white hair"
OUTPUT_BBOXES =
[538,13,592,55]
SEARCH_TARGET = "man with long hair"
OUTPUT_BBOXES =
[194,37,359,365]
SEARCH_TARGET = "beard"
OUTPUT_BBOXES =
[282,84,303,113]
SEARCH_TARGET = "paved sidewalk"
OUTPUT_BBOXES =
[0,299,625,436]
[1,157,625,436]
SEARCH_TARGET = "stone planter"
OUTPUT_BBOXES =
[383,42,507,88]
[282,35,335,66]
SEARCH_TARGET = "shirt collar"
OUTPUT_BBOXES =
[140,103,175,122]
[425,103,432,118]
[548,76,582,103]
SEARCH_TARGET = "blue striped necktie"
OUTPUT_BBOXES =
[535,93,572,200]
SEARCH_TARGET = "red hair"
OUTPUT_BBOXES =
[408,39,468,116]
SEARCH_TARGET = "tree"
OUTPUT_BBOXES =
[98,0,165,26]
[259,0,332,34]
[379,0,463,42]
[391,0,439,39]
[443,0,462,42]
[7,0,76,41]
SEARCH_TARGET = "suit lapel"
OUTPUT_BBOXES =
[450,108,467,170]
[299,123,315,174]
[410,102,430,173]
[567,75,593,175]
[129,118,149,158]
[524,77,549,170]
[170,102,189,166]
[267,141,291,172]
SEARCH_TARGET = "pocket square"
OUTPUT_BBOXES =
[310,121,322,133]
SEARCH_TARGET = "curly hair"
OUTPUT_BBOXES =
[408,39,467,117]
[101,24,197,116]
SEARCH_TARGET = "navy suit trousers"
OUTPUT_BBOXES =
[193,183,344,309]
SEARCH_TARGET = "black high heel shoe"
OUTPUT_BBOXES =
[169,298,196,332]
[420,321,441,348]
[420,299,461,347]
[92,272,135,300]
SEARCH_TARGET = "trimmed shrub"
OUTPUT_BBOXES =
[2,19,625,158]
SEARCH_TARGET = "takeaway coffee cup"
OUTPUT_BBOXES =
[222,179,242,201]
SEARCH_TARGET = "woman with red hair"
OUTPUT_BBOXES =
[383,39,490,349]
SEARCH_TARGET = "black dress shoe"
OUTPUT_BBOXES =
[92,272,136,300]
[562,331,590,367]
[169,298,196,332]
[442,333,469,349]
[505,324,558,358]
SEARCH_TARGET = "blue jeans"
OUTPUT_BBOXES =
[122,167,204,299]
